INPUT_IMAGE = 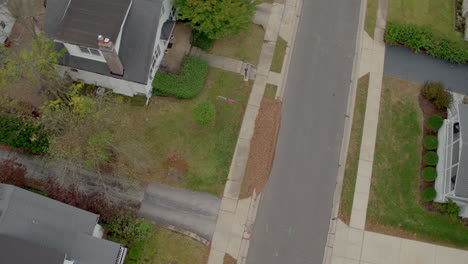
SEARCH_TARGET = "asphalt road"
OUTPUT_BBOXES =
[384,45,468,94]
[246,0,361,262]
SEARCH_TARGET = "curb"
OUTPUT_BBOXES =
[276,0,302,100]
[321,0,368,262]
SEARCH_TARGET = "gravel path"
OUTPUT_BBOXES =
[384,45,468,94]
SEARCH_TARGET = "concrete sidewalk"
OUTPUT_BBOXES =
[206,0,302,263]
[332,219,468,264]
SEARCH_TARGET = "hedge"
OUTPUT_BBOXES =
[152,57,209,99]
[422,187,437,202]
[0,114,49,154]
[385,21,468,64]
[424,135,438,150]
[422,167,437,182]
[427,114,443,131]
[193,100,216,126]
[424,151,438,166]
[192,31,214,51]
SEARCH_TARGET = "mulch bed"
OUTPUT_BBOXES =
[239,98,282,199]
[223,254,237,264]
[418,94,447,213]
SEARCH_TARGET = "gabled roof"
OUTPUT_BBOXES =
[44,0,165,85]
[0,184,123,264]
[455,104,468,198]
[0,234,65,264]
[55,0,132,49]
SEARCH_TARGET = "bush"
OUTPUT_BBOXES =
[385,21,468,64]
[427,114,443,131]
[424,135,438,150]
[422,167,437,182]
[435,199,460,219]
[153,57,209,99]
[433,89,452,109]
[193,100,216,126]
[0,114,49,154]
[0,159,27,187]
[192,31,214,51]
[421,187,437,201]
[422,82,452,109]
[422,82,443,100]
[424,151,438,166]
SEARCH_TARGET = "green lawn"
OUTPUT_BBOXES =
[270,37,287,73]
[264,84,277,100]
[339,74,369,224]
[209,24,265,66]
[367,76,468,248]
[111,68,252,195]
[388,0,463,41]
[364,0,378,37]
[139,226,206,264]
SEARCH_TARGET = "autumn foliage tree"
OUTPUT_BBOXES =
[175,0,258,39]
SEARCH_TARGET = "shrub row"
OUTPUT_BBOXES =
[385,21,468,64]
[192,31,214,51]
[424,151,438,166]
[422,187,437,201]
[153,56,209,99]
[422,167,437,182]
[0,114,49,154]
[427,114,443,131]
[422,82,452,110]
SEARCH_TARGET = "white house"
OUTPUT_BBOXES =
[435,103,468,217]
[43,0,176,97]
[0,0,16,45]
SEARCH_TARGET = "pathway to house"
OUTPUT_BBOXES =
[324,0,468,263]
[384,45,468,94]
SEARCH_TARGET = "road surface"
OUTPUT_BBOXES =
[246,0,361,263]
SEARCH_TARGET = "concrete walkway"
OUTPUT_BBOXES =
[206,1,301,263]
[325,0,468,263]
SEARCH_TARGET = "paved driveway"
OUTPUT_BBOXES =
[385,45,468,94]
[246,0,361,262]
[139,183,220,241]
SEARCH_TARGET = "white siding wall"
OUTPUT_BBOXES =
[0,4,16,43]
[57,65,149,96]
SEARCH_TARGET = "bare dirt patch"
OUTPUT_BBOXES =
[240,98,282,199]
[163,153,189,182]
[223,254,236,264]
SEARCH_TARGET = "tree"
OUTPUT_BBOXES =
[175,0,258,40]
[0,35,71,103]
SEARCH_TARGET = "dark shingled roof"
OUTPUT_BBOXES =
[0,184,123,264]
[455,104,468,198]
[45,0,164,85]
[0,234,65,264]
[55,0,132,48]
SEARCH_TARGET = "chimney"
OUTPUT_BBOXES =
[98,35,124,76]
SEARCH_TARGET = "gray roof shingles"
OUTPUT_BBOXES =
[455,104,468,198]
[44,0,164,85]
[0,184,123,264]
[0,234,65,264]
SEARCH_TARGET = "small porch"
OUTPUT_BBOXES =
[159,22,193,74]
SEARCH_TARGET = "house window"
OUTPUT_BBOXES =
[0,21,5,29]
[151,56,157,70]
[161,5,165,16]
[156,45,161,56]
[89,48,101,56]
[79,46,101,57]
